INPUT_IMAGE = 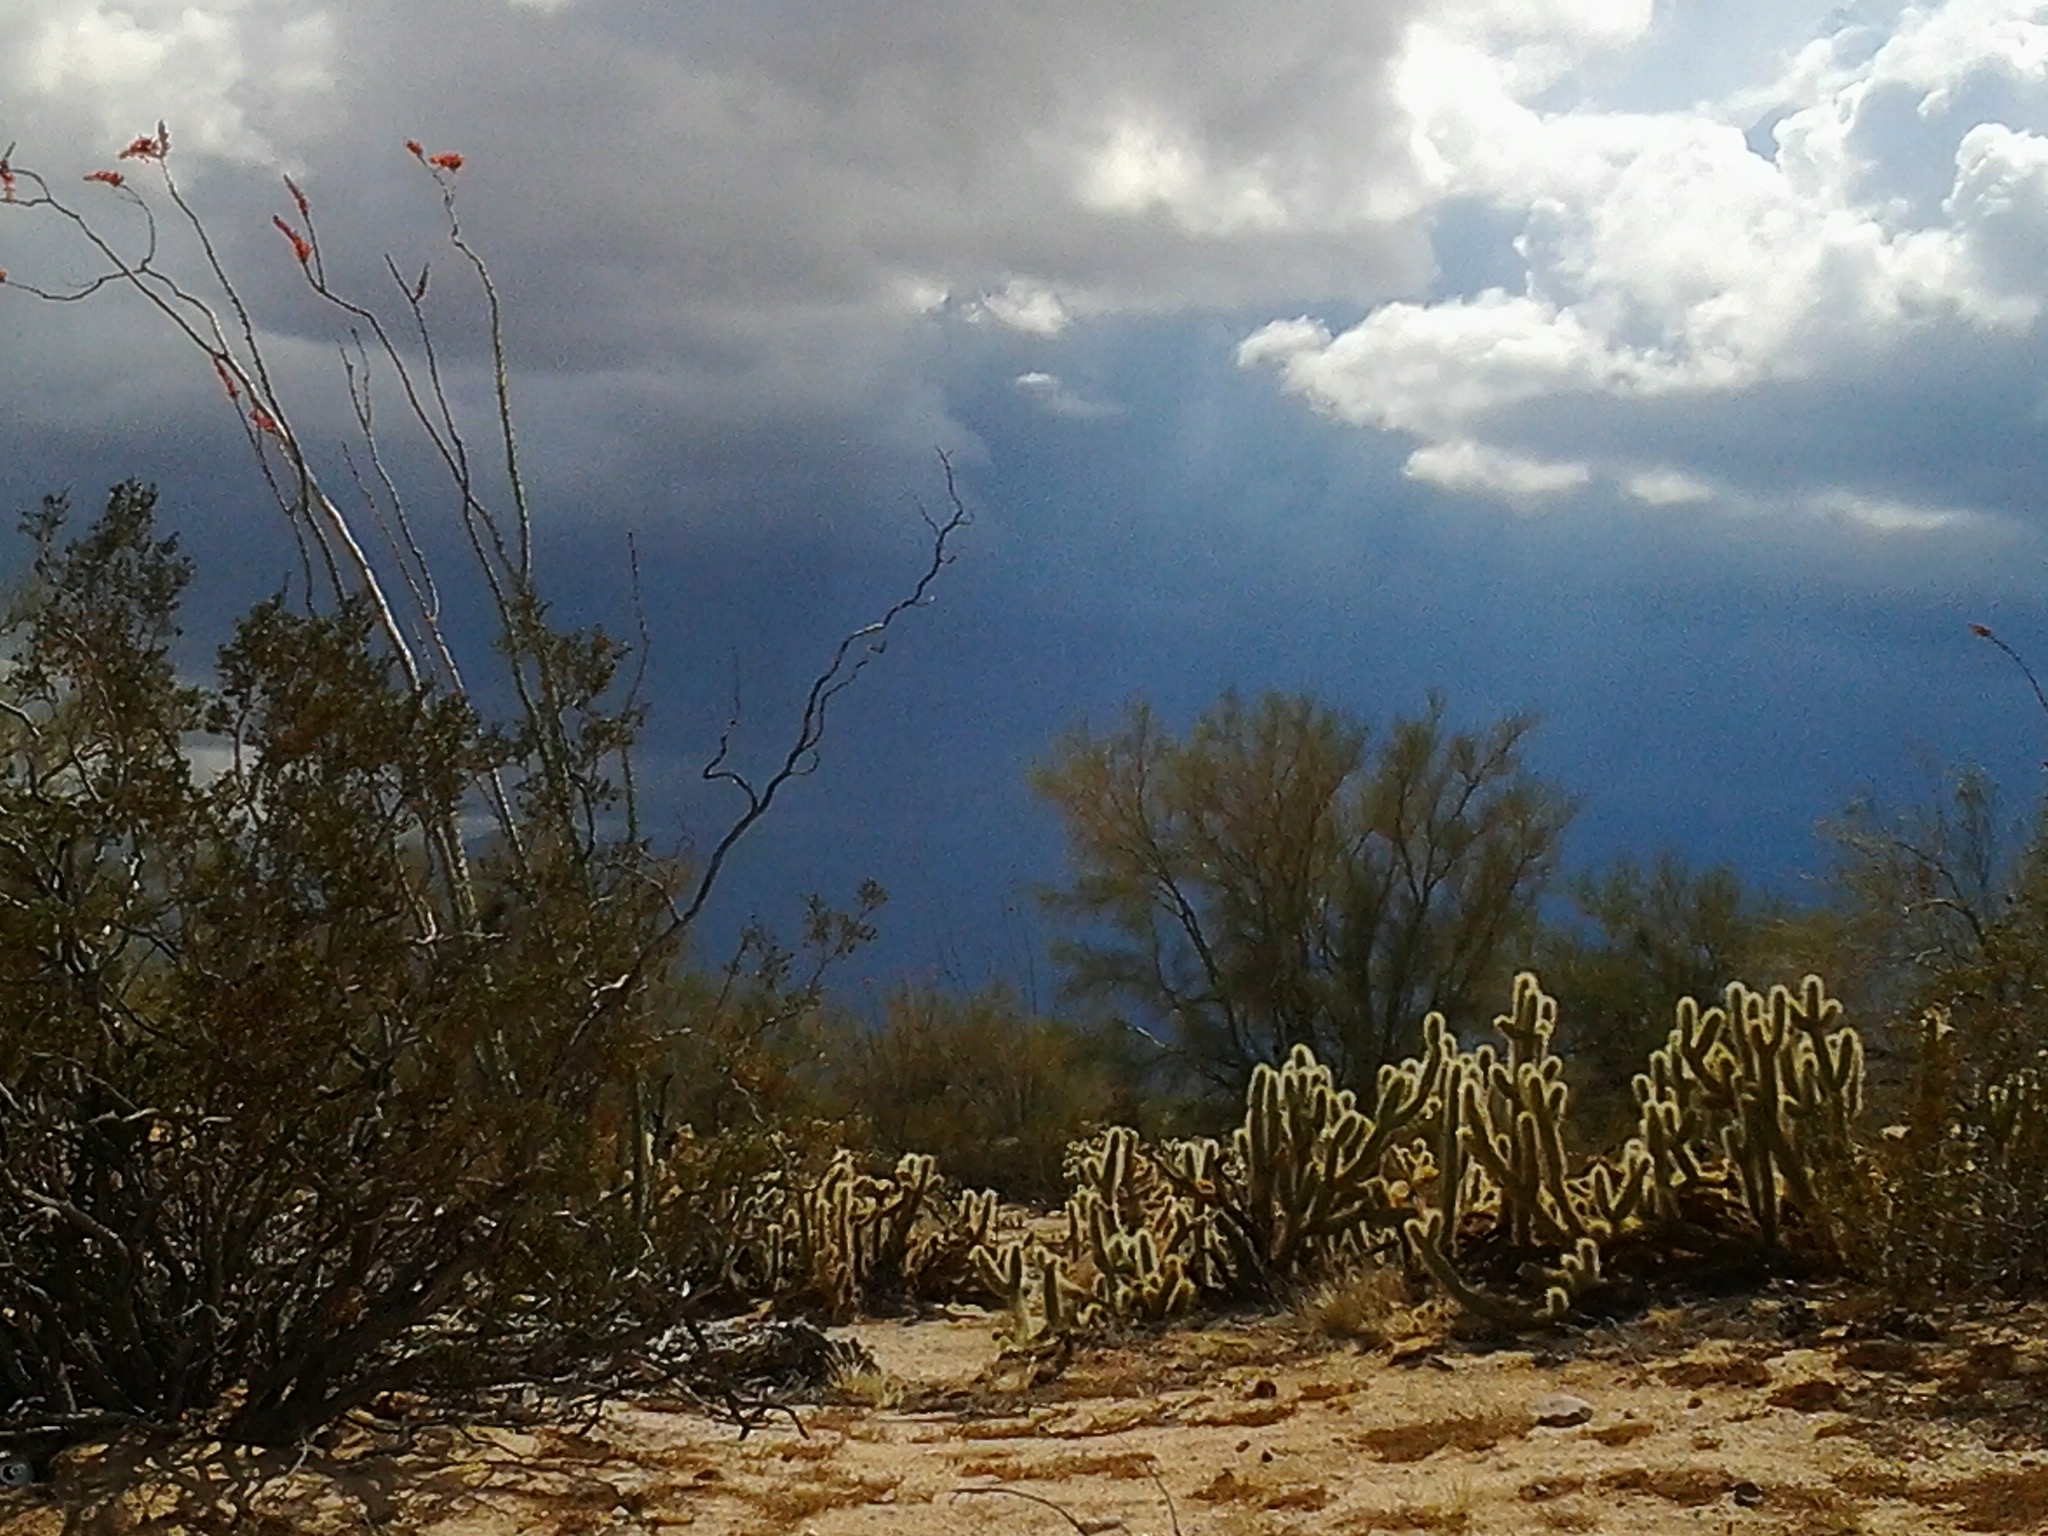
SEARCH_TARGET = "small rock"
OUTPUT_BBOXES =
[1732,1480,1766,1507]
[1529,1392,1594,1428]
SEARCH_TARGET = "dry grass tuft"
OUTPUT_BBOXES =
[956,1448,1160,1482]
[1191,1468,1257,1504]
[1330,1482,1475,1532]
[1517,1475,1587,1501]
[1299,1261,1411,1345]
[829,1369,907,1409]
[1263,1482,1332,1511]
[736,1465,901,1524]
[1658,1354,1772,1389]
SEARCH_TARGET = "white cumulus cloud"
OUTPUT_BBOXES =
[1404,439,1591,497]
[1241,0,2048,525]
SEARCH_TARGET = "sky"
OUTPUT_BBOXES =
[4,0,2048,1003]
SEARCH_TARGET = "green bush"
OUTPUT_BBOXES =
[814,984,1145,1205]
[0,487,680,1445]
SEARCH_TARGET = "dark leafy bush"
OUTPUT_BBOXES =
[810,983,1146,1205]
[0,485,686,1445]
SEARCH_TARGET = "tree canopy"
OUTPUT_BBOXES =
[1033,689,1573,1101]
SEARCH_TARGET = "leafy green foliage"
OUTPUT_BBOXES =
[1033,689,1572,1106]
[808,983,1147,1204]
[1535,851,1804,1145]
[0,485,681,1446]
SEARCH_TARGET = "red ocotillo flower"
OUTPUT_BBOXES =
[283,174,310,218]
[429,152,464,171]
[405,139,425,159]
[250,407,282,436]
[119,133,165,161]
[272,215,313,265]
[84,169,124,188]
[213,356,240,400]
[1971,623,1994,639]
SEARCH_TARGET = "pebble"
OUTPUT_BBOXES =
[1529,1392,1594,1428]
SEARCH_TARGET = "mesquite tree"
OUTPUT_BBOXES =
[1034,690,1571,1104]
[0,127,963,1444]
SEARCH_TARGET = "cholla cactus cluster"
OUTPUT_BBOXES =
[1631,975,1863,1251]
[740,1150,997,1321]
[972,970,1869,1338]
[661,971,1870,1338]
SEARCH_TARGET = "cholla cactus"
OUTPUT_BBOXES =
[970,1239,1098,1345]
[1405,1206,1604,1328]
[1448,974,1652,1258]
[955,970,1871,1342]
[1218,1025,1452,1290]
[744,1149,999,1320]
[1631,976,1863,1251]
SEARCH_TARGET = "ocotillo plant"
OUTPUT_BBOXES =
[0,126,966,1445]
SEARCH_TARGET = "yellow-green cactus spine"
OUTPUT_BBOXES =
[1224,1030,1447,1288]
[1630,976,1863,1253]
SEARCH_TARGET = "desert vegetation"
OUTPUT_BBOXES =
[4,124,2048,1534]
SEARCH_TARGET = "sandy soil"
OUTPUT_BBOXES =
[7,1285,2048,1535]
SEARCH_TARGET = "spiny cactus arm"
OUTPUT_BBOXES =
[1671,994,1739,1103]
[1717,1115,1782,1247]
[1492,971,1559,1074]
[972,1239,1034,1341]
[1240,1064,1283,1217]
[1434,1056,1471,1247]
[1083,1194,1123,1278]
[1791,976,1861,1123]
[958,1187,999,1246]
[1453,1065,1576,1250]
[1537,1238,1603,1323]
[1040,1253,1096,1337]
[1354,1053,1441,1166]
[1582,1141,1653,1235]
[867,1152,939,1274]
[1150,1136,1240,1295]
[1405,1208,1580,1330]
[1089,1226,1194,1320]
[1633,1083,1691,1220]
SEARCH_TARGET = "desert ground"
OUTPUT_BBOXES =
[6,1284,2048,1536]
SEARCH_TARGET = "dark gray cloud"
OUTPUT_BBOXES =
[4,1,2047,985]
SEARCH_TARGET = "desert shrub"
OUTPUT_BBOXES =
[1817,760,2048,1298]
[1849,1008,2048,1301]
[0,487,683,1444]
[973,971,1877,1342]
[1034,690,1572,1109]
[0,129,966,1450]
[814,983,1145,1204]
